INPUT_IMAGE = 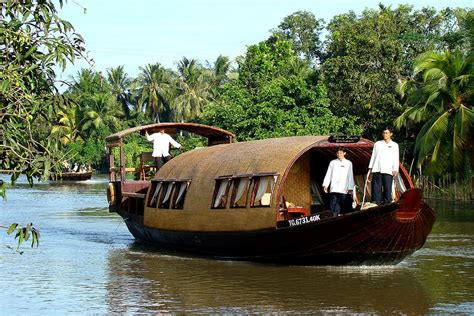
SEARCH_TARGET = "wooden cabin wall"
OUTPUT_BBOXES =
[281,153,311,211]
[144,208,276,232]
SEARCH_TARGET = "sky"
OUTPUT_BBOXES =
[57,0,472,81]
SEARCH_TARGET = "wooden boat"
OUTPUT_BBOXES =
[51,170,93,181]
[50,161,94,181]
[106,123,435,265]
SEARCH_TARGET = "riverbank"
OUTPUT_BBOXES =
[416,175,473,201]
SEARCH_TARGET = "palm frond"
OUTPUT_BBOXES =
[453,105,474,168]
[415,112,450,167]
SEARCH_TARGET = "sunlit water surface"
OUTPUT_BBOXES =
[1,174,473,314]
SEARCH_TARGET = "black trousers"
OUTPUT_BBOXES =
[329,193,353,216]
[371,172,393,205]
[154,155,171,170]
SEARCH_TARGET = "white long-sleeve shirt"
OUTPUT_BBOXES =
[368,139,399,175]
[146,132,181,157]
[322,158,355,194]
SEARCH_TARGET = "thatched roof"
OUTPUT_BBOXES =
[144,135,375,232]
[155,136,373,180]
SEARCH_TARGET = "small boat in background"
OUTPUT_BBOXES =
[51,163,93,181]
[52,170,93,181]
[105,123,435,265]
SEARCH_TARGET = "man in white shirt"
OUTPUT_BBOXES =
[368,126,399,205]
[145,129,182,169]
[323,147,355,216]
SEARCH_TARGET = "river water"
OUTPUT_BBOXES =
[0,174,473,315]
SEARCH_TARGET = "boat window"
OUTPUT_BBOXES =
[251,175,277,207]
[211,177,231,209]
[158,181,174,209]
[230,176,251,208]
[148,181,163,208]
[171,181,190,209]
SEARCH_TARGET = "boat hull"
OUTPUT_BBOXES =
[51,171,93,181]
[120,200,435,265]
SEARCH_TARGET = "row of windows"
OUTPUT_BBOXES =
[211,173,278,209]
[147,180,191,209]
[147,173,278,210]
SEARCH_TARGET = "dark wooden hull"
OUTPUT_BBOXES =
[118,192,435,265]
[51,171,92,181]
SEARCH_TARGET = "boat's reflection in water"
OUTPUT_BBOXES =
[106,243,430,314]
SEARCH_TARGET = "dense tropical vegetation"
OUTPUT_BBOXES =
[1,1,472,197]
[396,48,473,177]
[1,0,88,183]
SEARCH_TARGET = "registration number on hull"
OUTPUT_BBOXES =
[288,214,320,227]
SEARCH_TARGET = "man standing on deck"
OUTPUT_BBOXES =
[323,147,355,216]
[368,126,399,205]
[145,129,182,169]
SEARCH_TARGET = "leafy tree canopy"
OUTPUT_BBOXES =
[270,10,324,65]
[321,5,465,138]
[202,40,362,140]
[0,0,87,183]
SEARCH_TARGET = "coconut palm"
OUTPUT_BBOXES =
[136,63,173,123]
[82,93,124,133]
[173,57,210,121]
[207,55,232,86]
[51,104,84,145]
[68,68,106,95]
[204,55,234,98]
[106,65,133,118]
[55,69,125,143]
[396,48,474,175]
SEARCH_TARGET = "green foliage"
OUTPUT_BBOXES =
[135,63,175,123]
[321,5,464,137]
[6,223,40,254]
[173,57,211,121]
[107,65,134,118]
[122,134,150,169]
[176,134,207,151]
[396,48,473,176]
[51,68,127,170]
[0,0,87,183]
[205,55,233,98]
[202,39,362,140]
[2,1,470,187]
[67,137,107,169]
[270,10,324,64]
[0,180,5,201]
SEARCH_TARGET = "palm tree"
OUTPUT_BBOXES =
[205,55,234,98]
[68,68,106,95]
[207,55,232,86]
[82,93,124,134]
[135,63,173,123]
[396,48,473,176]
[51,104,84,145]
[56,69,125,143]
[173,57,210,121]
[106,66,133,119]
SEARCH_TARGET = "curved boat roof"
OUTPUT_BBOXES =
[156,135,374,180]
[105,122,235,144]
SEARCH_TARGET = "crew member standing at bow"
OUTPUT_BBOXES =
[368,126,399,205]
[145,128,182,170]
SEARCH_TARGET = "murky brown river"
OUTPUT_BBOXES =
[1,174,473,314]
